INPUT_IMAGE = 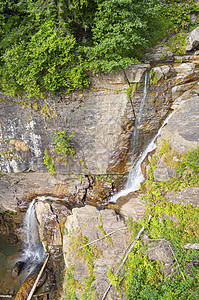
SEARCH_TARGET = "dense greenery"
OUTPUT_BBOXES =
[0,0,198,97]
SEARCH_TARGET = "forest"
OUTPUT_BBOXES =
[0,0,199,98]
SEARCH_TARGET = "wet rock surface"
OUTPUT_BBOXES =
[0,31,199,299]
[0,173,90,212]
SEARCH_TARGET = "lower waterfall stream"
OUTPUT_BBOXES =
[21,199,46,275]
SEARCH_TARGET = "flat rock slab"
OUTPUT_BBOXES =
[167,187,199,207]
[160,96,199,154]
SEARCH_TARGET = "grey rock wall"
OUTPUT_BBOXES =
[0,65,149,175]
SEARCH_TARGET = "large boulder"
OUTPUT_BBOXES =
[63,205,129,299]
[160,96,199,154]
[186,27,199,51]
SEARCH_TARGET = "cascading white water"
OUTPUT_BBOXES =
[110,114,173,203]
[21,199,46,274]
[110,78,173,203]
[131,71,150,156]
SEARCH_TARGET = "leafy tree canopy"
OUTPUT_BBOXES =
[0,0,198,98]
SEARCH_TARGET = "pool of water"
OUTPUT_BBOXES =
[0,237,21,298]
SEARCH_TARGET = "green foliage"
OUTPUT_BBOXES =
[157,140,181,170]
[43,131,75,173]
[162,0,199,32]
[52,131,75,157]
[149,69,162,85]
[0,0,90,97]
[64,266,78,300]
[95,174,113,183]
[123,203,199,298]
[143,147,199,201]
[83,0,164,73]
[166,31,187,54]
[148,155,159,180]
[43,148,56,174]
[124,242,163,299]
[185,146,199,173]
[126,83,141,99]
[1,1,199,96]
[70,235,100,299]
[107,268,122,288]
[126,217,143,238]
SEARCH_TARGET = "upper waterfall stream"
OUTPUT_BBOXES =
[110,72,173,203]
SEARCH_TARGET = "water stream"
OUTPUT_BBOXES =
[110,73,173,203]
[21,199,46,275]
[131,71,150,156]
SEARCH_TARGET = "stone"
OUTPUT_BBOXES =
[63,205,129,299]
[0,59,173,176]
[117,192,146,220]
[160,96,199,154]
[186,27,199,51]
[152,67,164,79]
[154,160,176,182]
[51,203,71,229]
[147,239,175,275]
[36,201,63,250]
[171,90,192,109]
[145,44,170,61]
[12,261,25,278]
[171,82,196,101]
[167,187,199,207]
[184,243,199,250]
[174,63,195,80]
[0,172,89,212]
[124,63,150,83]
[15,272,47,300]
[160,65,171,78]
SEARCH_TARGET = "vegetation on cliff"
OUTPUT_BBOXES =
[121,146,199,299]
[0,0,198,98]
[63,146,199,299]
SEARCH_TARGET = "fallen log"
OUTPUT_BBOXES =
[27,253,49,300]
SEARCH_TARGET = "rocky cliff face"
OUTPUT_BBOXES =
[0,28,199,300]
[61,68,199,299]
[1,51,199,211]
[0,65,149,175]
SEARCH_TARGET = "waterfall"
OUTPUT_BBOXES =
[21,199,46,274]
[110,76,173,203]
[131,71,150,156]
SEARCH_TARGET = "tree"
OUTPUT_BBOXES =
[83,0,164,72]
[0,0,92,97]
[1,0,198,98]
